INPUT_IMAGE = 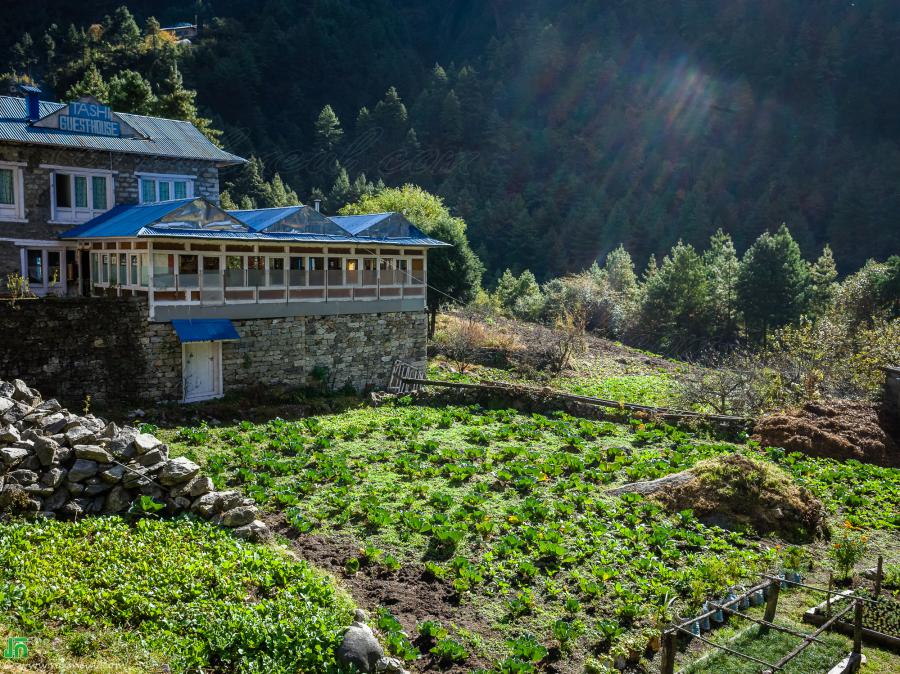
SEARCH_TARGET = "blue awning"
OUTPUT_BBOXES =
[171,319,240,343]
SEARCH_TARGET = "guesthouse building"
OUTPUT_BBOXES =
[0,87,445,404]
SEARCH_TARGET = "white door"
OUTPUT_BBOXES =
[182,341,222,402]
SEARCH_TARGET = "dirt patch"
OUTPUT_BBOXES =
[613,454,827,542]
[267,515,498,673]
[752,400,899,468]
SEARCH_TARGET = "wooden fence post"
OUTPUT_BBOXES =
[852,599,863,656]
[874,556,883,598]
[761,579,780,633]
[660,629,676,674]
[826,572,833,618]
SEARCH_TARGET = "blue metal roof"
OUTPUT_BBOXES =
[60,198,451,247]
[0,96,244,164]
[172,319,239,343]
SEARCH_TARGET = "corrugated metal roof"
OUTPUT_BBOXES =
[0,96,244,164]
[60,198,450,247]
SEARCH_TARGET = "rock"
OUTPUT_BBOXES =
[122,467,151,489]
[25,483,55,497]
[217,491,246,512]
[34,436,59,466]
[217,505,257,527]
[158,457,200,486]
[36,399,62,414]
[39,413,68,434]
[137,449,165,467]
[84,481,112,497]
[0,425,21,443]
[12,379,39,404]
[99,465,126,483]
[232,519,273,543]
[68,459,99,482]
[65,426,95,446]
[0,446,29,466]
[191,491,220,518]
[41,468,66,489]
[104,485,132,513]
[74,445,113,463]
[104,438,134,460]
[61,498,90,519]
[6,469,38,486]
[376,657,409,674]
[336,620,384,673]
[0,398,15,415]
[172,496,192,510]
[100,422,120,439]
[132,433,160,454]
[67,482,85,496]
[44,488,68,511]
[171,474,213,498]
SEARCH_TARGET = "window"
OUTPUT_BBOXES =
[201,256,220,287]
[101,254,109,283]
[153,253,175,288]
[26,250,43,284]
[178,254,199,287]
[363,257,378,285]
[289,256,306,286]
[130,255,139,285]
[411,258,425,284]
[308,256,325,286]
[48,251,62,286]
[91,253,99,283]
[225,255,245,286]
[140,254,149,286]
[247,256,265,286]
[51,170,111,223]
[137,174,195,203]
[0,165,24,220]
[269,257,285,286]
[118,254,127,286]
[346,258,359,286]
[109,253,118,285]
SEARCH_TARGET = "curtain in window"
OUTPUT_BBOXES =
[92,176,107,210]
[174,181,187,199]
[74,176,88,208]
[141,179,156,203]
[0,169,14,205]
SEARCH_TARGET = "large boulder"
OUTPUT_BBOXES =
[336,610,385,673]
[158,457,200,486]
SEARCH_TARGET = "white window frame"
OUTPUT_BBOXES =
[47,166,114,224]
[136,172,195,203]
[0,162,26,222]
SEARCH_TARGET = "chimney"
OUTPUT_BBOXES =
[19,84,42,122]
[313,199,321,212]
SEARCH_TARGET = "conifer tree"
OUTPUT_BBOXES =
[65,64,109,103]
[808,245,838,316]
[108,70,155,114]
[703,229,741,342]
[737,224,811,343]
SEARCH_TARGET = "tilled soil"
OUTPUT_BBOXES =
[268,515,500,672]
[753,400,899,468]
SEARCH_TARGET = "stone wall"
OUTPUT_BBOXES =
[0,143,221,278]
[0,378,270,542]
[0,296,427,405]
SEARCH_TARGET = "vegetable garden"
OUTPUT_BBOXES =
[160,401,900,672]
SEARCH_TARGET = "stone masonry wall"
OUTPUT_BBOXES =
[0,296,427,405]
[0,143,221,278]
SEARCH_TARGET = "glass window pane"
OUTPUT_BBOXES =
[101,254,109,283]
[159,181,170,201]
[74,176,88,208]
[118,254,126,284]
[92,176,107,210]
[91,253,99,283]
[130,255,138,285]
[140,255,149,286]
[109,253,118,285]
[56,174,71,208]
[173,181,187,199]
[179,254,198,287]
[48,251,61,285]
[0,169,14,205]
[141,179,156,203]
[27,250,43,284]
[153,253,174,287]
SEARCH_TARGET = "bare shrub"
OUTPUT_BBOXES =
[439,314,489,374]
[547,309,587,375]
[676,349,776,417]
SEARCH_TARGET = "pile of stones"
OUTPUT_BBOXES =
[0,378,271,542]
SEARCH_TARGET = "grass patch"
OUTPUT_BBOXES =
[0,517,352,673]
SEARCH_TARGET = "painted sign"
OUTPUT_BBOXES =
[58,102,121,137]
[2,637,28,659]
